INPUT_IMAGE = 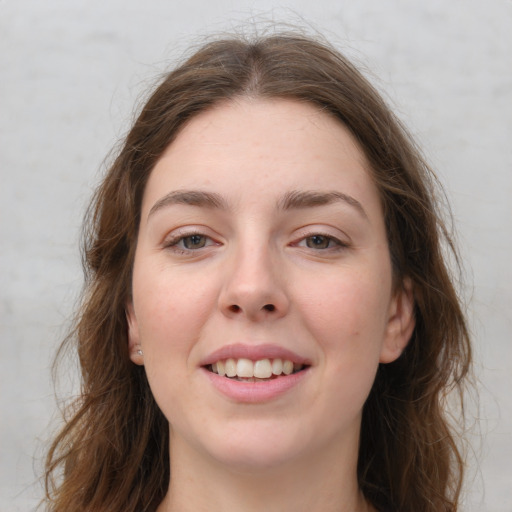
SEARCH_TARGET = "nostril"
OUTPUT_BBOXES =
[226,304,276,314]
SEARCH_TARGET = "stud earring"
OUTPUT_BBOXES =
[137,349,143,356]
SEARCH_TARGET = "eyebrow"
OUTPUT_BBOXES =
[148,190,228,218]
[277,190,368,219]
[147,188,368,220]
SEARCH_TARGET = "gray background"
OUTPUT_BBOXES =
[1,1,511,510]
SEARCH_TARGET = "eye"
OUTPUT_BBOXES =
[304,235,334,249]
[180,234,209,249]
[295,233,348,251]
[164,232,217,252]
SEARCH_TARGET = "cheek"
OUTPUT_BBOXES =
[131,269,219,418]
[302,269,392,416]
[131,266,219,364]
[296,267,391,364]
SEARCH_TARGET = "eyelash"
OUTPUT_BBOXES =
[163,232,217,254]
[294,232,349,252]
[163,230,349,255]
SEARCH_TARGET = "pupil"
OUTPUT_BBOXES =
[185,235,205,249]
[307,235,329,249]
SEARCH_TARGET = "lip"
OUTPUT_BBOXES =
[201,366,310,403]
[199,343,310,367]
[199,343,311,403]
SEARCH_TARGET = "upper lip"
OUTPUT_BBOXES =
[199,344,310,367]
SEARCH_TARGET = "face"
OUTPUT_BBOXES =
[127,98,414,471]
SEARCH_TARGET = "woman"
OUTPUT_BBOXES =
[45,33,472,512]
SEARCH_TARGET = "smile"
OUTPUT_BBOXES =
[201,344,311,402]
[208,358,306,380]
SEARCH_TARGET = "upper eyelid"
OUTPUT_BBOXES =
[292,225,351,242]
[294,234,348,249]
[162,225,216,241]
[160,224,351,245]
[164,232,215,245]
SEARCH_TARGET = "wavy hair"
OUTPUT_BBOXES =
[44,32,472,511]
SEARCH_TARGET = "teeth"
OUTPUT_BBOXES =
[254,359,272,379]
[283,360,293,375]
[236,358,254,378]
[272,358,283,375]
[225,358,236,378]
[209,357,304,379]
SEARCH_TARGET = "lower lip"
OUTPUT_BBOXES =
[202,367,310,403]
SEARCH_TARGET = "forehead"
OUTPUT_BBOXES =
[142,98,381,218]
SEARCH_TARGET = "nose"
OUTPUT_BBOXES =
[218,243,290,322]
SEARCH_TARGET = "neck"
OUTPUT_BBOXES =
[157,431,373,512]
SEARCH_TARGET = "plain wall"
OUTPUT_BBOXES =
[1,1,511,510]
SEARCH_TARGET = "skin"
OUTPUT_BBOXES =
[127,98,415,512]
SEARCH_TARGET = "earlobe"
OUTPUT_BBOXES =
[380,278,415,364]
[126,302,144,365]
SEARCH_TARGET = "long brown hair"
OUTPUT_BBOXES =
[44,32,472,512]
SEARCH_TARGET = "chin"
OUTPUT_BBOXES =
[210,445,300,473]
[197,419,315,472]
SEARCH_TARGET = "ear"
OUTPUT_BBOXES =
[126,301,144,365]
[379,278,415,364]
